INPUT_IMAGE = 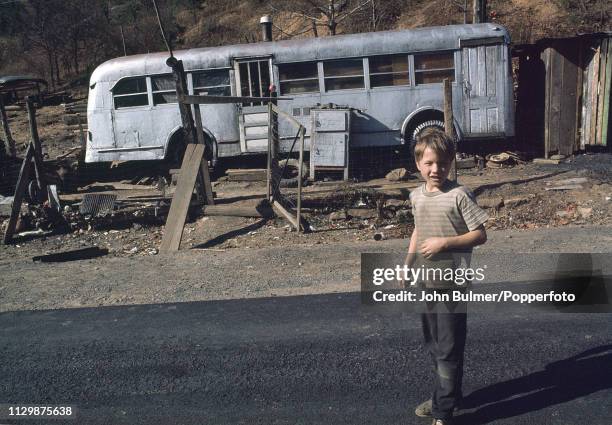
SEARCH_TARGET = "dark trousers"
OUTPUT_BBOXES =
[421,298,467,419]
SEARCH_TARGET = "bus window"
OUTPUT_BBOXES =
[323,59,364,91]
[193,69,231,96]
[414,52,455,85]
[112,77,148,109]
[278,62,319,95]
[238,61,270,106]
[369,54,409,88]
[151,74,177,105]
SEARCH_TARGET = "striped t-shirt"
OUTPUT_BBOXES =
[410,181,489,288]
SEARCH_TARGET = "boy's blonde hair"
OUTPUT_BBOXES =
[413,128,455,163]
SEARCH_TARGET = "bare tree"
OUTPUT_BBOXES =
[270,0,372,37]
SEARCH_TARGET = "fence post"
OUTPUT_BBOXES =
[266,101,272,201]
[297,127,304,231]
[443,78,457,182]
[26,96,47,193]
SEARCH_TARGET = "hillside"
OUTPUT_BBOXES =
[0,0,609,89]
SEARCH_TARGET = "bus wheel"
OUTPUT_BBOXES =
[165,135,187,169]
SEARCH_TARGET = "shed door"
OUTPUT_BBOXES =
[462,45,504,135]
[234,58,273,152]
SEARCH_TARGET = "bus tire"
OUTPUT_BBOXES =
[279,158,308,188]
[165,133,187,168]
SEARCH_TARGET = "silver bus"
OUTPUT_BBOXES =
[86,23,514,166]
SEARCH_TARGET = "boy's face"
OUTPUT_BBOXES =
[416,147,451,191]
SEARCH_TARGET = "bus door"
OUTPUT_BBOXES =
[234,57,273,153]
[461,43,505,136]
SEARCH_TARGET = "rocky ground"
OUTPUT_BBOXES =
[1,152,611,262]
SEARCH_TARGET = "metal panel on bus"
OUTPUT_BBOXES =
[313,111,347,132]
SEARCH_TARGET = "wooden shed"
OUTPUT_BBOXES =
[514,33,611,157]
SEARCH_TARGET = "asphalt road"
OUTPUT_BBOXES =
[1,294,611,425]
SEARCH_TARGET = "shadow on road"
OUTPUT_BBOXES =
[456,345,612,425]
[192,218,269,249]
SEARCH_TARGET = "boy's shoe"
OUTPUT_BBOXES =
[432,419,454,425]
[415,399,460,418]
[415,399,432,417]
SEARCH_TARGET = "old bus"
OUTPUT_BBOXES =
[86,23,514,167]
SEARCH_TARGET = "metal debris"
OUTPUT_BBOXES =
[79,193,117,216]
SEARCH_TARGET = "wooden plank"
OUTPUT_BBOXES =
[533,158,560,164]
[596,38,608,145]
[204,201,273,218]
[576,38,585,150]
[549,48,563,155]
[159,143,205,253]
[3,144,34,244]
[226,169,267,181]
[600,38,612,146]
[543,48,552,157]
[558,41,578,156]
[271,200,300,231]
[589,45,601,146]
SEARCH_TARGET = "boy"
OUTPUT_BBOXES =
[406,128,488,425]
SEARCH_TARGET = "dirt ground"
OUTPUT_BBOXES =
[1,151,611,263]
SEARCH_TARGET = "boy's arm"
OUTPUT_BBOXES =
[420,225,487,259]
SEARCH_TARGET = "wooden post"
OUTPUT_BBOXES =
[443,79,457,182]
[193,103,215,205]
[480,0,487,23]
[26,96,47,194]
[0,95,16,157]
[167,57,196,145]
[266,101,272,201]
[297,127,304,231]
[269,88,280,201]
[3,145,34,244]
[167,56,213,204]
[472,0,480,23]
[472,0,487,23]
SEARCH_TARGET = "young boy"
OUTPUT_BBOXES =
[406,128,488,425]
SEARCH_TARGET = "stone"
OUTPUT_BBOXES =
[329,210,348,221]
[477,196,503,209]
[550,154,566,160]
[347,208,377,219]
[555,210,570,218]
[577,207,592,219]
[504,194,535,208]
[385,168,408,182]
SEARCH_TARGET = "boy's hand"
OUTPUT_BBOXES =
[420,237,447,259]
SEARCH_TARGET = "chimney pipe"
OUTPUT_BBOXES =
[260,15,272,42]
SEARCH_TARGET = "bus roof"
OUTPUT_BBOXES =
[90,23,510,84]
